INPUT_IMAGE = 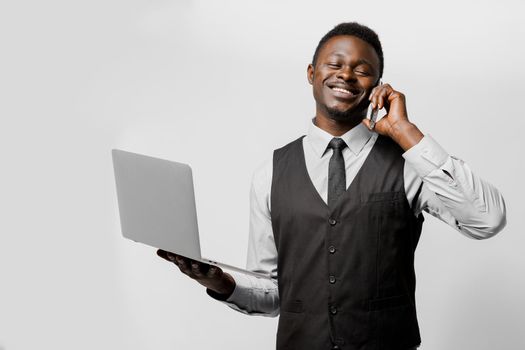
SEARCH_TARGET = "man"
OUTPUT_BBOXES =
[157,22,506,349]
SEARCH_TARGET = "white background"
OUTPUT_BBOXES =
[1,0,524,349]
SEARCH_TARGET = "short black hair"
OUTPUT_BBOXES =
[312,22,384,78]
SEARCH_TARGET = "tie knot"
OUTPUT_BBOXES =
[328,138,347,151]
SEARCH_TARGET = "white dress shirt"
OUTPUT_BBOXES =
[210,120,506,317]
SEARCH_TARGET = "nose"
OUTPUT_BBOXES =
[336,65,356,82]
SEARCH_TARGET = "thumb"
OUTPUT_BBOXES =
[361,118,375,131]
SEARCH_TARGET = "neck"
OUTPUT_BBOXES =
[314,113,363,137]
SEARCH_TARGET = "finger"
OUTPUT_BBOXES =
[176,257,192,275]
[374,116,389,133]
[361,118,374,131]
[377,89,387,110]
[157,249,176,262]
[377,84,391,108]
[191,261,212,276]
[191,262,204,277]
[362,114,390,136]
[380,83,392,91]
[166,252,179,263]
[368,85,379,103]
[157,249,168,260]
[377,85,393,110]
[370,86,381,109]
[206,265,223,279]
[369,82,388,108]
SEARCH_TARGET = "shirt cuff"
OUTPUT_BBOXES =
[402,135,449,178]
[205,272,252,304]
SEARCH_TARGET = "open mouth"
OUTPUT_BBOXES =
[328,84,360,99]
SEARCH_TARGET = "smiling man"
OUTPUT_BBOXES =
[158,22,506,350]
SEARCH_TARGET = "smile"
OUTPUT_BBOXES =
[331,87,354,96]
[329,85,360,100]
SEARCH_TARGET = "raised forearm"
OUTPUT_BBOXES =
[390,120,424,152]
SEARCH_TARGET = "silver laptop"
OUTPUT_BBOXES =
[112,149,271,280]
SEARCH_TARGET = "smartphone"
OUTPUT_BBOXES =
[366,79,383,129]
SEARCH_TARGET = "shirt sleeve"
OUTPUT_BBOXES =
[403,135,507,239]
[206,157,280,317]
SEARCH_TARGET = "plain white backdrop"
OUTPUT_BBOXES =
[1,0,524,349]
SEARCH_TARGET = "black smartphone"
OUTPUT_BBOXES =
[366,79,383,129]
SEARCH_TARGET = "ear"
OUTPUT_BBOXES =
[307,64,314,85]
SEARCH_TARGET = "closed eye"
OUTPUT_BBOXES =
[355,70,371,76]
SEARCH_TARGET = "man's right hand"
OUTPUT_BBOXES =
[156,249,236,299]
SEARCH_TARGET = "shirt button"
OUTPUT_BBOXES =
[329,246,336,254]
[330,306,338,315]
[329,275,336,284]
[328,218,337,226]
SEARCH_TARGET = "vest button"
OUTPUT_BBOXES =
[330,306,338,315]
[329,275,336,284]
[328,246,336,254]
[328,218,337,226]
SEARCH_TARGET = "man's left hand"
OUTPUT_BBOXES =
[362,83,424,151]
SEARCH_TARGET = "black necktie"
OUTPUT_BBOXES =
[327,138,347,208]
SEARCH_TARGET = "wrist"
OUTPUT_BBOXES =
[389,120,424,151]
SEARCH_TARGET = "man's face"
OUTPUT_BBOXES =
[307,35,381,122]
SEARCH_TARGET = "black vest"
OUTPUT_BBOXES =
[270,135,424,350]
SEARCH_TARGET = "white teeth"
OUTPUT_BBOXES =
[332,87,352,95]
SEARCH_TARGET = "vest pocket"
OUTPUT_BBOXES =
[362,190,404,203]
[277,300,305,349]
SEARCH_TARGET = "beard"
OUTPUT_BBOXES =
[326,106,360,122]
[325,98,370,123]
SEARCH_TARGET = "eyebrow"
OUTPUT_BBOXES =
[329,53,374,67]
[327,53,377,74]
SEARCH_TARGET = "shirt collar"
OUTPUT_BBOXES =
[307,118,373,158]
